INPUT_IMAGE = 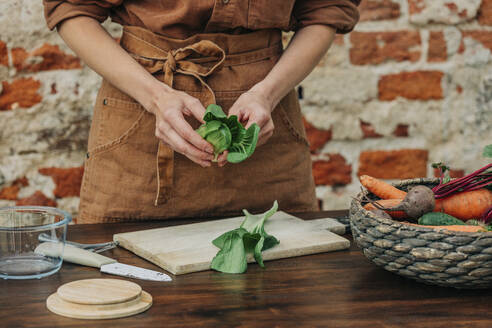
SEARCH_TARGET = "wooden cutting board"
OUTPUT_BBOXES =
[113,212,349,275]
[47,279,152,320]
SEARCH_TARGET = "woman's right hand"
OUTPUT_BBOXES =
[144,82,215,167]
[56,17,214,167]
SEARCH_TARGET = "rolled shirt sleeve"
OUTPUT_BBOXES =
[43,0,122,30]
[292,0,361,34]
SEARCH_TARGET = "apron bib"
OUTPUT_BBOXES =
[79,26,317,223]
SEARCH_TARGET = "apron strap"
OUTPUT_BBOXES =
[157,42,225,205]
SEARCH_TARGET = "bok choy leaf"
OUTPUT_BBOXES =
[196,104,260,163]
[210,201,279,273]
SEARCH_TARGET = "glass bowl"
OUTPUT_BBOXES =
[0,206,71,279]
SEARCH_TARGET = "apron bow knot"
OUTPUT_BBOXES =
[165,51,177,72]
[135,40,227,107]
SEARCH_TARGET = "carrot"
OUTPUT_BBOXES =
[434,189,492,221]
[360,175,492,220]
[363,199,407,219]
[405,222,487,233]
[359,175,407,200]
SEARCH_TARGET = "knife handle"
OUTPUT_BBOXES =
[35,242,117,268]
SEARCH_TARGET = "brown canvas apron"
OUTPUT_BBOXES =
[79,26,317,223]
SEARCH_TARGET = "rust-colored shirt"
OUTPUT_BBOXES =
[43,0,360,38]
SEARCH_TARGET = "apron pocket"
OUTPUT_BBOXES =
[81,93,160,219]
[276,90,310,147]
[89,96,146,156]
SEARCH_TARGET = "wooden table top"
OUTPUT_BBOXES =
[1,210,492,328]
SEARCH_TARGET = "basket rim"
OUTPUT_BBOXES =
[350,177,490,237]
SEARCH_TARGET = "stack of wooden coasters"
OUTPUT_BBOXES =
[46,278,152,319]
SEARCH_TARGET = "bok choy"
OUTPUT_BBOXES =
[196,104,260,163]
[211,201,280,273]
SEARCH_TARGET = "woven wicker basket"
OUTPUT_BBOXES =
[350,178,492,289]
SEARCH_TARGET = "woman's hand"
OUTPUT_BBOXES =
[58,17,335,169]
[57,17,214,167]
[146,82,215,167]
[229,88,275,147]
[216,85,275,167]
[217,25,336,167]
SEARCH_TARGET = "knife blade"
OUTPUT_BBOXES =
[35,242,172,282]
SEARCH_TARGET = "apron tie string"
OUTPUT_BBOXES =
[128,39,226,206]
[135,39,226,106]
[165,52,177,72]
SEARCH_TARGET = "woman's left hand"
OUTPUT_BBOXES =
[216,87,276,167]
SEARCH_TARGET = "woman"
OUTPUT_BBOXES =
[43,0,360,223]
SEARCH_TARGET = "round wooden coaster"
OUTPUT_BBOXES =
[57,279,142,305]
[46,290,152,320]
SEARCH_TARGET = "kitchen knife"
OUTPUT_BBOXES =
[35,242,172,282]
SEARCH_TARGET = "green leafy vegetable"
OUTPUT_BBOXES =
[483,144,492,158]
[210,201,280,273]
[196,120,221,137]
[210,229,247,274]
[225,116,242,140]
[241,202,280,267]
[227,124,260,163]
[203,103,227,122]
[196,104,260,163]
[196,119,231,161]
[432,162,451,184]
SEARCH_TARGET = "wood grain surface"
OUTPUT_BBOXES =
[1,211,492,327]
[114,213,349,274]
[56,279,142,305]
[47,290,152,320]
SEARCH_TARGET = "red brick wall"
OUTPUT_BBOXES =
[0,2,121,221]
[0,1,491,217]
[302,0,492,210]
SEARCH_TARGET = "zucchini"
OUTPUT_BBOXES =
[418,212,466,226]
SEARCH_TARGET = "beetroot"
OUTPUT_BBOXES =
[433,163,492,199]
[371,185,436,219]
